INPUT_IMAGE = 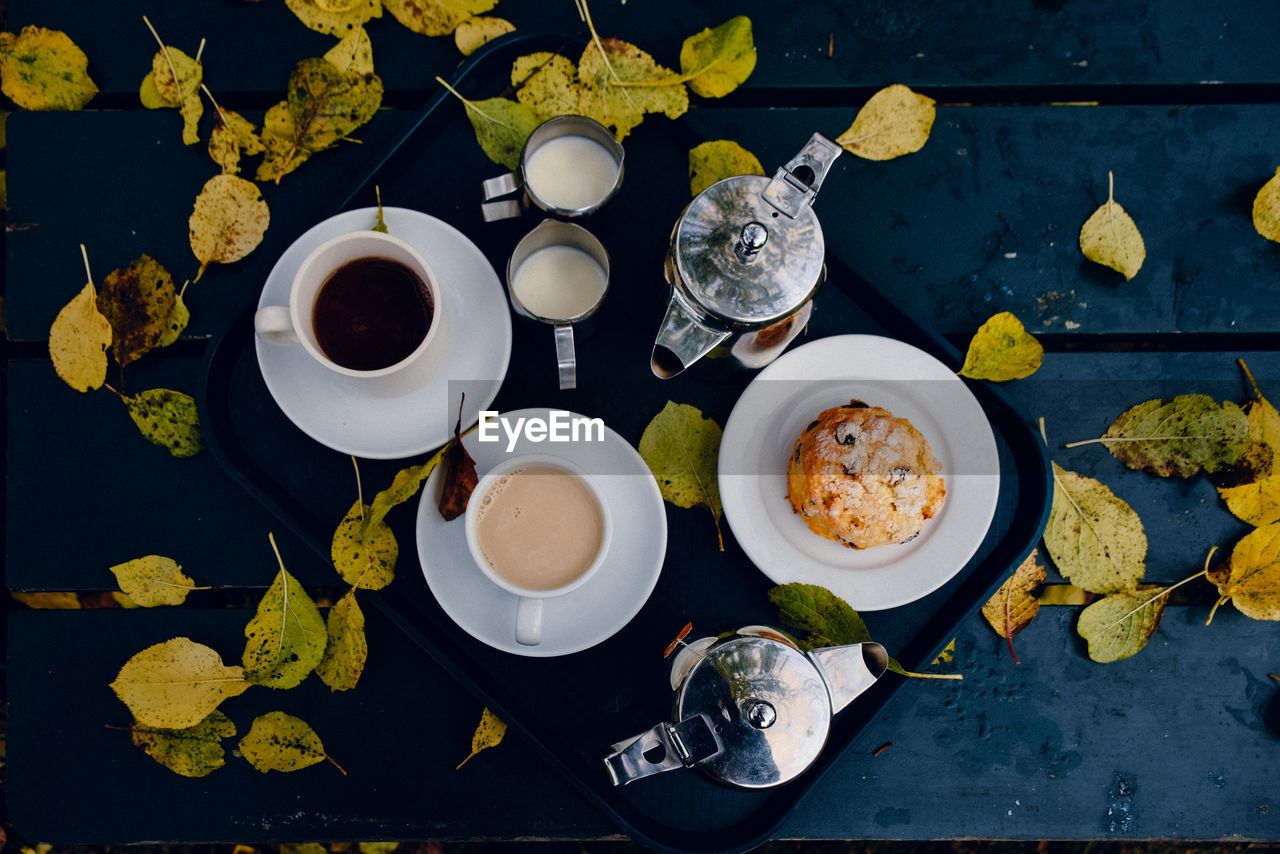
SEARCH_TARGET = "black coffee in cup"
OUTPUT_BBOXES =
[312,257,433,371]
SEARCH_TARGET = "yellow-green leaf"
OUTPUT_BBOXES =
[110,637,249,729]
[0,26,98,110]
[323,25,374,75]
[139,72,166,108]
[97,254,176,368]
[362,445,450,536]
[11,591,81,609]
[1079,171,1145,280]
[1217,361,1280,526]
[1209,521,1280,621]
[122,388,206,458]
[156,285,190,348]
[768,582,873,648]
[576,38,689,142]
[836,84,935,161]
[189,174,270,281]
[455,16,514,56]
[1252,167,1280,243]
[208,109,264,176]
[457,93,541,171]
[146,46,202,145]
[284,0,381,36]
[638,401,724,550]
[110,555,206,607]
[958,311,1044,381]
[511,52,579,121]
[1043,462,1147,594]
[981,550,1046,638]
[49,280,112,392]
[1081,394,1251,479]
[242,552,327,689]
[679,16,756,99]
[239,711,336,773]
[456,707,506,769]
[316,589,367,691]
[384,0,496,36]
[332,501,398,590]
[689,139,764,197]
[1077,587,1169,662]
[130,709,235,778]
[256,102,309,182]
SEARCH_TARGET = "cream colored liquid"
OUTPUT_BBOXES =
[524,135,620,211]
[475,465,604,591]
[511,246,607,320]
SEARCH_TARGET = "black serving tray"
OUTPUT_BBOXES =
[198,31,1052,853]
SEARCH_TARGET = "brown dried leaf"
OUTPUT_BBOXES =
[439,398,477,521]
[97,254,176,368]
[981,550,1046,638]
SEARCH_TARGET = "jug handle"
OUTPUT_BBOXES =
[603,714,720,786]
[761,133,843,219]
[481,172,524,221]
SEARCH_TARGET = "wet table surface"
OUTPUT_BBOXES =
[4,0,1280,848]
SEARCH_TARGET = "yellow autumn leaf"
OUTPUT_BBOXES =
[143,41,203,145]
[110,637,250,729]
[958,311,1044,381]
[316,589,368,691]
[981,550,1046,638]
[1079,171,1145,280]
[109,555,208,607]
[121,388,206,458]
[332,500,398,590]
[11,591,81,609]
[1218,359,1280,527]
[49,273,113,393]
[130,710,236,778]
[457,707,507,769]
[679,16,756,98]
[455,16,514,56]
[688,139,765,197]
[284,0,381,36]
[836,84,935,161]
[323,25,374,75]
[384,0,497,36]
[208,107,265,176]
[0,25,98,110]
[1042,462,1147,594]
[240,711,342,774]
[1253,168,1280,243]
[1208,521,1280,621]
[188,175,270,281]
[511,52,579,121]
[638,401,725,551]
[576,38,689,142]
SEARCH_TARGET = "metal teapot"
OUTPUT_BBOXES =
[603,626,888,789]
[650,134,843,378]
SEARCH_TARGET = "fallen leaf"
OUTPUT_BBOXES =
[836,84,935,161]
[332,500,398,589]
[439,77,540,171]
[49,273,112,393]
[363,445,450,537]
[0,25,98,110]
[372,186,388,233]
[1043,462,1147,594]
[511,52,579,121]
[121,388,206,458]
[1076,587,1169,662]
[110,555,207,607]
[679,16,756,98]
[208,107,265,176]
[189,174,270,281]
[323,25,374,74]
[284,0,381,36]
[1079,171,1145,280]
[11,591,81,609]
[981,550,1046,638]
[130,709,235,777]
[239,711,341,774]
[142,42,202,145]
[1071,394,1251,478]
[958,311,1043,381]
[97,254,176,368]
[1037,584,1090,605]
[639,401,725,550]
[357,845,399,854]
[456,707,506,769]
[688,139,764,197]
[110,637,249,729]
[256,103,308,181]
[156,283,191,348]
[768,582,872,648]
[439,397,477,521]
[1209,521,1280,621]
[576,38,689,141]
[280,846,327,854]
[384,0,496,36]
[1252,167,1280,243]
[316,589,367,691]
[455,16,514,56]
[1217,360,1280,527]
[242,535,327,688]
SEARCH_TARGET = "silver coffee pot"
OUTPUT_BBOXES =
[650,134,843,378]
[603,626,887,789]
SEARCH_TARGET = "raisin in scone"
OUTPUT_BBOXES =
[787,400,946,549]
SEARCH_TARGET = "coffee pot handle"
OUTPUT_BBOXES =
[603,714,721,786]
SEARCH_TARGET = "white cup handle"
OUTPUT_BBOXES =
[516,597,543,646]
[254,305,300,346]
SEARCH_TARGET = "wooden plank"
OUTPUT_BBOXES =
[9,0,1280,95]
[9,104,1280,342]
[9,606,1278,842]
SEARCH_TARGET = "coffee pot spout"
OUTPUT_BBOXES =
[807,642,889,715]
[650,296,731,378]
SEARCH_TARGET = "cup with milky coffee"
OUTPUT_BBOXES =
[464,454,613,647]
[254,230,442,389]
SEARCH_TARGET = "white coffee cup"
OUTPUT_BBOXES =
[464,454,613,646]
[254,230,443,383]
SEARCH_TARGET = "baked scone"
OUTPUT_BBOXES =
[787,400,946,549]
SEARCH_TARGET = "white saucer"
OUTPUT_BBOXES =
[255,208,512,459]
[719,335,1000,611]
[415,409,667,657]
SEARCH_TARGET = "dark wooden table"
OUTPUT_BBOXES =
[5,0,1280,847]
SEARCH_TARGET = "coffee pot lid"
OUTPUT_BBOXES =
[672,134,841,328]
[675,634,831,788]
